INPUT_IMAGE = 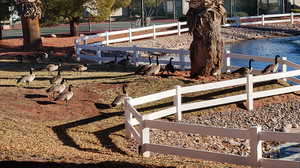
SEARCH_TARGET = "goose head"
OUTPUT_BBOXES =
[275,55,280,64]
[122,84,128,94]
[249,59,255,69]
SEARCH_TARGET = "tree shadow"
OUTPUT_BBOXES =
[0,160,174,168]
[52,112,125,154]
[0,84,15,87]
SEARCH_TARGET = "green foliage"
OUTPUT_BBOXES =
[42,0,131,25]
[130,0,166,17]
[291,9,300,13]
[235,11,248,17]
[0,0,15,22]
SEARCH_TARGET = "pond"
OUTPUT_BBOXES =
[227,35,300,71]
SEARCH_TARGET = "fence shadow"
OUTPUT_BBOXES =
[52,111,125,154]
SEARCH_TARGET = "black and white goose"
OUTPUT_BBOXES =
[17,68,35,86]
[143,55,161,76]
[231,59,255,76]
[165,57,175,74]
[135,56,152,75]
[46,78,66,98]
[111,84,128,107]
[55,85,74,104]
[49,69,63,85]
[262,55,280,74]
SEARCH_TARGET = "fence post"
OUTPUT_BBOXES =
[124,97,133,139]
[179,49,185,71]
[282,56,287,81]
[177,22,181,35]
[132,45,138,66]
[174,85,182,121]
[224,50,231,73]
[246,74,254,111]
[129,28,132,43]
[96,47,102,64]
[105,31,110,45]
[291,12,294,24]
[262,14,265,26]
[153,24,156,39]
[249,126,262,168]
[140,119,150,157]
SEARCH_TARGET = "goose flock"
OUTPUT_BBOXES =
[15,49,281,107]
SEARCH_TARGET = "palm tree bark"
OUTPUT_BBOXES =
[21,16,42,50]
[187,0,226,78]
[70,18,80,36]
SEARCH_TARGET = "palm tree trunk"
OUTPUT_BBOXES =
[70,18,80,36]
[187,0,226,78]
[21,16,42,50]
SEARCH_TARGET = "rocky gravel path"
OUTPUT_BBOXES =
[149,100,300,158]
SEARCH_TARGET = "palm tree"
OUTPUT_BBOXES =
[186,0,226,78]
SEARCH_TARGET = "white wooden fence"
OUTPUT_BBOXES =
[123,55,300,167]
[75,12,300,60]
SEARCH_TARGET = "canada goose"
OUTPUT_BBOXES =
[135,56,152,75]
[118,53,131,66]
[46,78,66,98]
[262,55,280,74]
[49,69,63,85]
[72,64,88,75]
[143,55,161,76]
[165,57,175,74]
[111,84,128,107]
[16,68,35,86]
[46,63,61,75]
[231,59,255,76]
[54,85,74,104]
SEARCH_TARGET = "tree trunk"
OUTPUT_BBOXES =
[21,16,42,50]
[0,24,2,40]
[187,0,226,78]
[70,18,80,36]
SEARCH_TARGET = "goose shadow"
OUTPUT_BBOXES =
[94,103,111,109]
[36,101,56,105]
[23,86,46,89]
[52,111,125,154]
[0,84,15,87]
[25,94,48,99]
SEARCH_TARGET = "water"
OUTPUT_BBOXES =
[226,35,300,71]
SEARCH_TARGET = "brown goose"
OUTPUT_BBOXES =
[17,68,35,86]
[54,85,74,104]
[231,59,255,76]
[135,56,152,75]
[46,78,66,98]
[143,55,161,76]
[46,63,61,75]
[49,70,63,85]
[111,84,128,107]
[262,55,280,74]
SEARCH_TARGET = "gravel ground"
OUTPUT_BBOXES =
[147,100,300,159]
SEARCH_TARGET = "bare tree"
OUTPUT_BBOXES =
[187,0,226,78]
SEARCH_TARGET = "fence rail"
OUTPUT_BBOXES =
[123,54,300,167]
[75,12,300,61]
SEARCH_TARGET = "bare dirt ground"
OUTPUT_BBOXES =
[1,25,300,168]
